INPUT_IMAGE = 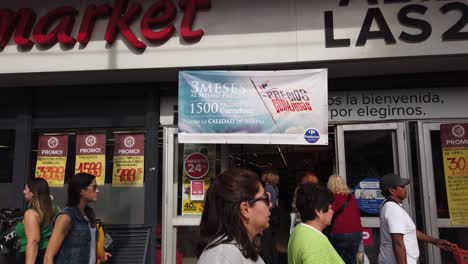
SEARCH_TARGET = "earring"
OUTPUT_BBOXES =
[246,218,250,224]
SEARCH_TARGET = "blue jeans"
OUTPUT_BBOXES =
[329,232,363,264]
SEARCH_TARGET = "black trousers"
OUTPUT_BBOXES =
[260,226,279,264]
[15,249,45,264]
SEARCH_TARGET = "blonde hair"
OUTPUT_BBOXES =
[327,174,351,195]
[261,169,280,185]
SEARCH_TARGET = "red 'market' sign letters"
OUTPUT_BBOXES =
[0,0,211,50]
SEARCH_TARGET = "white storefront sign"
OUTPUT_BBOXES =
[162,87,468,125]
[328,87,468,122]
[0,0,467,74]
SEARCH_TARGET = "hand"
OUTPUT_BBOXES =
[98,252,112,263]
[433,239,452,251]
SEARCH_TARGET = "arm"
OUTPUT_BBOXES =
[390,233,407,264]
[43,214,72,264]
[24,210,41,264]
[416,230,452,251]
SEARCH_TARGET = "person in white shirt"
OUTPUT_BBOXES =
[378,174,452,264]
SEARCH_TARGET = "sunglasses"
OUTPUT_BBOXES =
[247,193,270,206]
[88,184,98,191]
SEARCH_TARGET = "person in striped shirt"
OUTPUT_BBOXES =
[288,184,344,264]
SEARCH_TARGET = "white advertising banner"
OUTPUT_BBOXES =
[178,70,328,145]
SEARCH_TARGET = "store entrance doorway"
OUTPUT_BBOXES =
[161,127,336,264]
[336,122,412,262]
[419,121,468,264]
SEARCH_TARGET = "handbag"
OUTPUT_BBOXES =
[96,220,113,254]
[0,208,22,256]
[323,194,352,237]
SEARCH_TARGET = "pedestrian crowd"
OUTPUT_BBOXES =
[197,168,454,264]
[1,168,455,264]
[1,173,110,264]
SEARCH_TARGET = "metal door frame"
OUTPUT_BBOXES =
[162,127,201,264]
[418,121,468,264]
[336,122,413,227]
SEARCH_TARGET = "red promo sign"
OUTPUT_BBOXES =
[191,180,204,195]
[37,135,68,157]
[362,228,374,246]
[76,133,106,155]
[184,152,209,179]
[0,0,211,50]
[35,135,69,186]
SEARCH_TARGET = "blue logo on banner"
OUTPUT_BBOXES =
[304,128,320,143]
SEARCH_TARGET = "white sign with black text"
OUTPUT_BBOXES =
[328,87,468,122]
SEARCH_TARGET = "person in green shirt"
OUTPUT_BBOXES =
[15,178,59,264]
[288,184,344,264]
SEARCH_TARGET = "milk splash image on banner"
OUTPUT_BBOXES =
[178,70,328,145]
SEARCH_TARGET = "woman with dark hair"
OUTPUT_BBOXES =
[44,173,110,264]
[15,178,59,264]
[260,168,280,264]
[197,168,271,264]
[288,184,344,264]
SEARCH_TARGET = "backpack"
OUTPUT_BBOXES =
[0,208,22,256]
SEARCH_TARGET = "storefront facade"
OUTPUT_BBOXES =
[1,0,468,263]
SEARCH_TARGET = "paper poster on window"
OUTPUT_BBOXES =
[35,135,68,187]
[355,178,385,215]
[75,133,106,185]
[441,124,468,225]
[178,70,328,145]
[112,133,145,187]
[181,144,216,215]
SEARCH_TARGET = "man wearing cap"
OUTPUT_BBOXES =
[378,173,452,264]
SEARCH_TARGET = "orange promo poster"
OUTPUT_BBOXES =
[35,135,68,187]
[441,124,468,225]
[112,133,145,187]
[75,133,106,185]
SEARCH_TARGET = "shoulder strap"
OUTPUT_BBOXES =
[381,198,399,208]
[331,194,352,222]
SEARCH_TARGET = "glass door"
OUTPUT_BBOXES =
[336,123,413,263]
[162,127,222,264]
[419,122,468,264]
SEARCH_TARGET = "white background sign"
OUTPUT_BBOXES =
[1,0,467,74]
[328,87,468,122]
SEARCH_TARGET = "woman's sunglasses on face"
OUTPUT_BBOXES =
[87,184,98,191]
[248,193,270,206]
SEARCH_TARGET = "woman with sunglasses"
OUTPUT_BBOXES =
[197,168,271,264]
[44,173,110,264]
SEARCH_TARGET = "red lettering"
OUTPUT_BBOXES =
[105,0,146,49]
[179,0,211,41]
[0,9,15,48]
[32,6,78,46]
[77,4,111,45]
[14,9,36,48]
[140,0,176,42]
[0,8,36,49]
[1,1,211,51]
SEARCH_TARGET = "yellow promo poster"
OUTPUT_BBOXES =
[112,134,145,187]
[181,144,216,215]
[441,124,468,225]
[35,135,68,187]
[75,134,106,185]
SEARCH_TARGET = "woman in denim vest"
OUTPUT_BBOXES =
[44,173,110,264]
